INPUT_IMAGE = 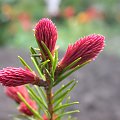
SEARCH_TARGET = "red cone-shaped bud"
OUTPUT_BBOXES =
[34,18,57,55]
[18,99,37,116]
[43,114,48,120]
[0,67,40,86]
[58,34,105,69]
[5,86,29,103]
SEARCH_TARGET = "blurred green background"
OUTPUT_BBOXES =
[0,0,120,56]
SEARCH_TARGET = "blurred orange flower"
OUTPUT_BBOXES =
[1,4,14,20]
[63,6,75,19]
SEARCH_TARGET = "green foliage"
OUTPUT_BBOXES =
[18,56,32,71]
[54,60,91,86]
[14,114,37,120]
[17,44,84,120]
[18,93,43,119]
[26,85,49,117]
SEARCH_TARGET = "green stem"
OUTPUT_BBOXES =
[46,87,54,120]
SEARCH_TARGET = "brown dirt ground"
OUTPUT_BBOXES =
[0,47,120,120]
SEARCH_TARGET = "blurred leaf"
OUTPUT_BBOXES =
[30,47,40,65]
[39,60,50,69]
[41,41,53,65]
[14,114,36,120]
[26,85,50,118]
[54,102,79,112]
[18,56,32,71]
[17,93,42,120]
[56,110,80,120]
[54,60,91,86]
[26,85,47,110]
[34,85,47,106]
[54,80,75,97]
[60,57,81,74]
[53,89,70,104]
[31,57,45,79]
[52,50,58,75]
[54,81,77,108]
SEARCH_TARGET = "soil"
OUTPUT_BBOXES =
[0,47,120,120]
